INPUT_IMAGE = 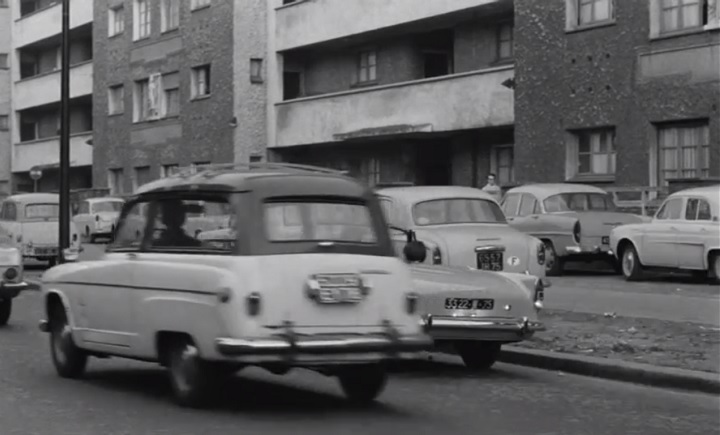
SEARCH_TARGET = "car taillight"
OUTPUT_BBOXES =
[4,267,18,281]
[573,221,581,244]
[246,292,261,316]
[533,279,545,310]
[537,243,545,265]
[72,234,78,242]
[405,292,419,314]
[95,215,99,222]
[432,247,442,265]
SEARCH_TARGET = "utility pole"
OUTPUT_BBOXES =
[58,0,71,264]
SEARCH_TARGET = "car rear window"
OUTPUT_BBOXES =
[24,204,59,220]
[413,198,506,226]
[92,201,123,213]
[264,201,378,244]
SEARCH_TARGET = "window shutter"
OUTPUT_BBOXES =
[148,73,165,119]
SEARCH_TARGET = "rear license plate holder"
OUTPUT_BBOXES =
[476,251,503,271]
[445,298,495,310]
[312,274,363,305]
[35,247,57,256]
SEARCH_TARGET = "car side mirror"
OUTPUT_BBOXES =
[403,230,427,263]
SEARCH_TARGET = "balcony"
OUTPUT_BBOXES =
[14,61,92,111]
[274,65,514,148]
[14,0,93,48]
[275,0,510,51]
[12,132,92,173]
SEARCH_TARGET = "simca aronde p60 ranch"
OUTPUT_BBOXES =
[502,184,646,276]
[610,185,720,283]
[0,244,29,326]
[38,163,433,407]
[0,193,82,267]
[376,186,547,279]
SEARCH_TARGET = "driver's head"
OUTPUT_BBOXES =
[160,200,187,229]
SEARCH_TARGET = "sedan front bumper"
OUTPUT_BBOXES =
[0,281,29,299]
[423,315,545,342]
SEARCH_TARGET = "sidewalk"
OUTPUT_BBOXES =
[545,276,720,327]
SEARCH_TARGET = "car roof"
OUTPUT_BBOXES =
[134,163,369,198]
[6,193,59,203]
[507,183,607,198]
[668,184,720,200]
[376,185,496,203]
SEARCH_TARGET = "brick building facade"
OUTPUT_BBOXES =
[515,0,720,192]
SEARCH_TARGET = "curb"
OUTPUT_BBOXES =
[500,346,720,395]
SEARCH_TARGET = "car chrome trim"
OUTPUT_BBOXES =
[475,245,506,252]
[45,281,216,296]
[423,315,545,334]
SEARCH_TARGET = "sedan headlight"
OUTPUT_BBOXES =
[432,247,442,265]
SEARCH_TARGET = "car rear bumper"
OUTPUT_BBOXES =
[215,323,433,363]
[564,245,614,258]
[0,281,28,299]
[423,315,545,342]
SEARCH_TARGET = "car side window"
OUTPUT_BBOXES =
[79,202,90,214]
[109,201,150,251]
[378,198,397,226]
[148,197,233,252]
[0,202,17,221]
[518,194,538,217]
[656,198,683,220]
[685,198,699,221]
[502,194,521,217]
[697,199,712,221]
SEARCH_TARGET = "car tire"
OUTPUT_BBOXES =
[0,298,11,326]
[337,365,388,404]
[543,241,564,277]
[49,303,88,378]
[710,253,720,285]
[621,244,644,282]
[456,341,502,371]
[166,338,214,408]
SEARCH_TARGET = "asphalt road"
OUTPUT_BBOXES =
[7,252,720,435]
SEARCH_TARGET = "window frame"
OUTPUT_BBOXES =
[133,78,151,122]
[566,127,617,180]
[161,0,180,33]
[133,0,151,41]
[490,144,515,186]
[655,197,685,220]
[107,168,125,195]
[357,50,378,84]
[518,194,540,217]
[656,120,710,185]
[0,115,8,131]
[0,53,8,69]
[191,64,211,99]
[108,84,125,115]
[496,22,514,61]
[190,0,211,11]
[108,5,125,37]
[660,0,704,34]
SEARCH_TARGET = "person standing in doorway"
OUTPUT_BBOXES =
[482,173,503,202]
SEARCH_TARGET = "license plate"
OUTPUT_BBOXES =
[445,298,495,310]
[35,247,57,256]
[602,236,610,245]
[477,251,503,271]
[313,274,363,304]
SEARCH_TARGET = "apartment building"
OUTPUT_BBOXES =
[92,0,267,195]
[515,0,720,192]
[0,0,11,196]
[6,0,94,193]
[267,0,517,188]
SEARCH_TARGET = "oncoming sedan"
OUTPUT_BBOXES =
[376,186,547,280]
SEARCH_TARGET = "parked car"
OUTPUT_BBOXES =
[0,244,28,326]
[610,185,720,283]
[502,183,647,276]
[72,197,125,243]
[200,221,547,371]
[0,193,82,267]
[38,163,433,407]
[375,186,547,279]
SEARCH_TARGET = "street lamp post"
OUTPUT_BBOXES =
[58,0,71,264]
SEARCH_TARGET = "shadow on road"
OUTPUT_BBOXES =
[82,367,411,416]
[387,358,534,381]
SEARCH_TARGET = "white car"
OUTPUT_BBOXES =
[72,197,125,243]
[610,185,720,282]
[0,244,29,326]
[38,163,432,407]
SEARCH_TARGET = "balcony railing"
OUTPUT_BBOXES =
[14,61,93,111]
[275,0,509,51]
[274,65,514,148]
[13,0,93,48]
[12,132,92,173]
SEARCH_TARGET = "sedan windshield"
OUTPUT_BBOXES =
[24,203,59,220]
[413,198,506,226]
[92,201,123,213]
[264,201,378,243]
[543,193,615,212]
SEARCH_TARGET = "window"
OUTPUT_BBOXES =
[191,65,211,98]
[264,201,377,243]
[544,193,615,212]
[133,0,151,40]
[0,115,8,131]
[501,193,521,217]
[0,202,17,221]
[108,5,125,37]
[110,201,148,250]
[378,198,397,226]
[283,71,302,100]
[108,168,125,195]
[161,0,180,32]
[92,201,123,214]
[357,50,377,83]
[250,58,263,83]
[567,128,616,179]
[108,85,125,115]
[566,0,614,30]
[684,197,713,220]
[132,166,152,192]
[497,23,514,60]
[655,198,684,220]
[25,204,59,220]
[491,145,515,186]
[191,0,211,10]
[518,194,539,216]
[657,121,710,185]
[161,164,179,178]
[0,53,7,69]
[149,198,233,251]
[133,79,150,121]
[661,0,704,33]
[413,199,507,226]
[163,72,180,116]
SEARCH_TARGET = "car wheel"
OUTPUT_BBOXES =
[166,338,213,408]
[0,298,12,326]
[50,303,88,378]
[543,241,564,277]
[621,244,644,281]
[711,253,720,285]
[337,365,388,404]
[456,341,502,371]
